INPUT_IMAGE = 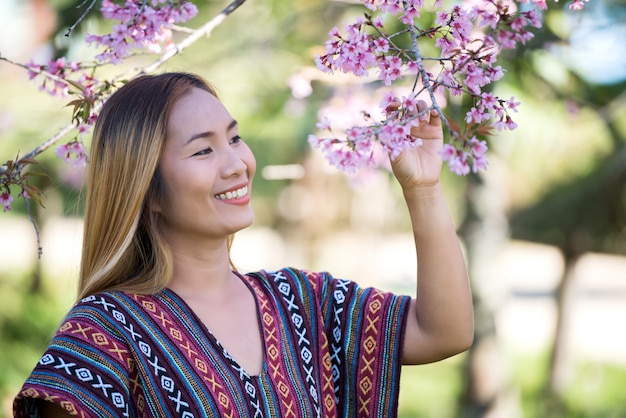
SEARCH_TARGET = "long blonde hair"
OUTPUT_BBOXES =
[78,72,220,300]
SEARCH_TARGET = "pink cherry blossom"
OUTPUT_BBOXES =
[402,94,419,112]
[506,96,521,112]
[448,153,471,176]
[316,116,332,131]
[87,0,198,64]
[56,141,88,167]
[19,189,31,200]
[440,144,457,160]
[378,55,404,85]
[0,191,13,212]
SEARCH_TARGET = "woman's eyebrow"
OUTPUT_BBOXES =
[184,119,238,145]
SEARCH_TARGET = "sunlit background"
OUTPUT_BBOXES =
[1,0,625,417]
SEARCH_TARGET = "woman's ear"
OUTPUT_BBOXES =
[150,202,161,213]
[147,169,165,214]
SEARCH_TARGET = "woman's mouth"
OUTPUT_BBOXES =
[215,185,248,201]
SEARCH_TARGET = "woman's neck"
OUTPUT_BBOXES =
[166,239,235,298]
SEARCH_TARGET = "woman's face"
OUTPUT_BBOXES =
[156,87,256,244]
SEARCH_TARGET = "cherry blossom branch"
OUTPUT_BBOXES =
[1,0,248,176]
[406,21,454,139]
[0,55,76,95]
[308,0,562,175]
[15,125,77,172]
[0,0,250,248]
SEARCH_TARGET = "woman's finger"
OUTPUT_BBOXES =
[428,109,440,126]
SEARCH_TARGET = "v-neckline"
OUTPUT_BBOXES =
[163,272,267,379]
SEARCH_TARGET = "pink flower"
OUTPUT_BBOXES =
[380,90,398,110]
[469,137,488,155]
[372,16,385,28]
[378,55,403,85]
[435,36,455,57]
[503,115,517,130]
[88,0,198,64]
[435,11,450,26]
[448,153,471,176]
[531,0,548,10]
[77,123,91,135]
[316,116,332,131]
[472,155,489,173]
[525,10,543,29]
[402,94,418,112]
[440,144,457,161]
[56,141,88,167]
[506,96,521,112]
[308,134,323,148]
[479,92,497,109]
[477,10,498,30]
[373,37,389,54]
[406,60,419,74]
[465,107,484,124]
[0,191,13,212]
[401,5,421,24]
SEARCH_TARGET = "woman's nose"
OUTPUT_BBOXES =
[220,147,247,178]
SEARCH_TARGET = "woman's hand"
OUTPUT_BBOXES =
[389,100,444,189]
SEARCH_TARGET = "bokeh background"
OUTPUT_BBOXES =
[1,0,625,417]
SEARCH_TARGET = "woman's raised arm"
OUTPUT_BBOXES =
[389,102,474,365]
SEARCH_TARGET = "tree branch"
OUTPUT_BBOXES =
[408,23,456,138]
[141,0,249,74]
[65,0,99,37]
[1,0,249,176]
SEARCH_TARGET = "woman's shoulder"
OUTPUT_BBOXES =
[245,267,330,289]
[69,290,141,316]
[59,290,160,337]
[245,267,348,303]
[247,266,332,281]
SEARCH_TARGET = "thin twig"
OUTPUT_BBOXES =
[141,0,249,74]
[23,196,43,258]
[407,23,456,138]
[0,124,76,176]
[65,0,99,37]
[0,55,75,91]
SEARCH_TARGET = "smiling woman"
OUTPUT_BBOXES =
[13,72,474,418]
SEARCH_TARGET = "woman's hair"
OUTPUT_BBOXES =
[78,72,219,300]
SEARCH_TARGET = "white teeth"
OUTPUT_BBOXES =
[216,186,248,200]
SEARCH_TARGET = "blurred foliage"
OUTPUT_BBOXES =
[510,350,626,418]
[503,0,626,256]
[0,270,68,417]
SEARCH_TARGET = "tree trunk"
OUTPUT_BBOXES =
[548,251,579,396]
[458,158,521,418]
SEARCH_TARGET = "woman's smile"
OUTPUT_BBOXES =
[215,184,249,202]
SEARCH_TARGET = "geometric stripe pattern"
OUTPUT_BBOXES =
[14,268,410,418]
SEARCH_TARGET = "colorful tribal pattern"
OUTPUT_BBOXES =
[14,268,410,417]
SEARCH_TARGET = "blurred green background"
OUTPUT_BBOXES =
[1,0,626,417]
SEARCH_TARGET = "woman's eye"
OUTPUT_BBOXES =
[230,135,242,145]
[193,147,212,157]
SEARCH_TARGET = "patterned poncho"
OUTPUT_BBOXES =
[14,268,410,417]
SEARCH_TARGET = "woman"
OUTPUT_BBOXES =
[14,72,473,417]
